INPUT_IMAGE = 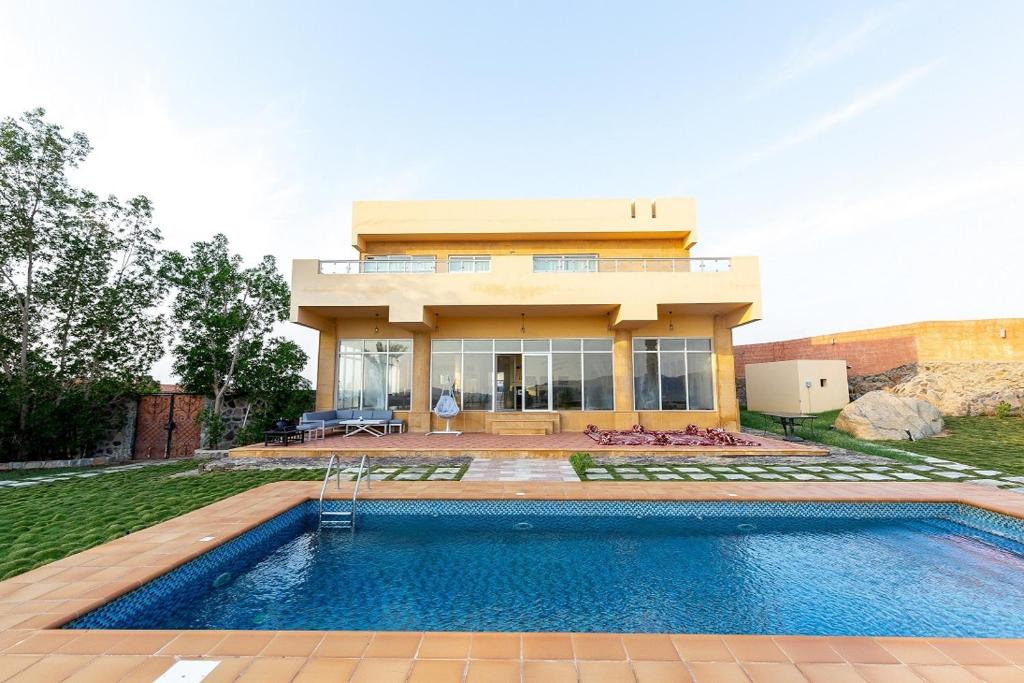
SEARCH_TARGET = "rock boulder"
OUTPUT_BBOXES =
[834,391,944,441]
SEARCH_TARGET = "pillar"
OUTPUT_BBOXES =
[612,328,638,429]
[314,325,337,410]
[714,316,740,431]
[409,330,432,432]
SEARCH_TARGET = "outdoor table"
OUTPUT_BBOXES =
[264,428,306,447]
[760,412,818,441]
[342,419,387,438]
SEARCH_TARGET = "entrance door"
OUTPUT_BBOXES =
[522,353,551,411]
[494,354,520,411]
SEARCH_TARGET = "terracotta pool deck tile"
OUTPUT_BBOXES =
[364,632,423,658]
[234,656,307,682]
[0,655,41,681]
[578,660,638,683]
[117,656,175,682]
[466,658,521,683]
[418,633,472,659]
[980,640,1024,665]
[259,631,325,657]
[314,632,372,658]
[3,629,80,654]
[54,630,130,654]
[965,664,1024,682]
[198,657,258,683]
[62,654,149,682]
[522,633,574,660]
[632,660,693,683]
[825,637,900,664]
[6,654,95,682]
[852,663,924,683]
[292,657,360,683]
[910,664,982,682]
[742,661,809,682]
[875,637,954,665]
[622,634,681,661]
[574,634,628,661]
[349,657,414,683]
[524,659,579,683]
[0,631,29,653]
[772,637,844,663]
[209,631,277,656]
[407,658,468,683]
[157,630,228,656]
[927,639,1009,665]
[671,635,736,662]
[722,635,790,663]
[469,632,521,659]
[687,661,752,682]
[796,663,868,683]
[102,630,178,655]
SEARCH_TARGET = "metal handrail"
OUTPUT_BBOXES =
[351,454,369,531]
[319,256,731,274]
[318,453,339,530]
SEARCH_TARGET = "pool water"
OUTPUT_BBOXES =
[69,501,1024,637]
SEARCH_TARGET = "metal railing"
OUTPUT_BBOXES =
[533,257,731,273]
[318,256,731,274]
[317,453,370,531]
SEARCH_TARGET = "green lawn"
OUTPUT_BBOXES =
[741,409,1024,475]
[0,460,325,580]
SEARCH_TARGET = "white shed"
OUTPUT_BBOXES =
[745,359,850,414]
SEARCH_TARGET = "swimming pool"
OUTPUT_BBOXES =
[68,500,1024,637]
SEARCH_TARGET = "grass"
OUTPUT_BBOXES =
[741,409,1024,475]
[0,459,466,581]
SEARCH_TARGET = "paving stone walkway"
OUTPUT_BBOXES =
[463,458,580,482]
[0,461,159,488]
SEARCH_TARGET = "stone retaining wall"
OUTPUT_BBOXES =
[892,361,1024,416]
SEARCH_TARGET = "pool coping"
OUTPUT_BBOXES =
[2,481,1024,681]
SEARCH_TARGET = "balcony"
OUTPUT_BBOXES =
[293,254,760,330]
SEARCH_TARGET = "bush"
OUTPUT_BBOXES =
[996,401,1013,419]
[570,452,594,476]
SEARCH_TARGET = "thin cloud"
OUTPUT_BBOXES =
[725,62,938,175]
[749,2,910,98]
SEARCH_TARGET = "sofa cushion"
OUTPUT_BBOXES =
[335,409,355,420]
[301,410,337,424]
[353,409,377,421]
[370,410,393,421]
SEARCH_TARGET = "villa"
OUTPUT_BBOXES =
[290,197,762,436]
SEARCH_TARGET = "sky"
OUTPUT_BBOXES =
[2,0,1022,382]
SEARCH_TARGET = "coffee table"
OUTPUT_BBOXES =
[264,428,306,447]
[342,419,387,437]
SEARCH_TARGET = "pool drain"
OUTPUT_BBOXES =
[513,522,534,531]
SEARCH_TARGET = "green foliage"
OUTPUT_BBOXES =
[199,405,226,450]
[163,234,309,448]
[996,401,1012,419]
[570,451,595,476]
[0,108,166,460]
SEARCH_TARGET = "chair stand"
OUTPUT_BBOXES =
[427,417,462,436]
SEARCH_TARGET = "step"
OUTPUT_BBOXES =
[321,511,352,517]
[495,427,550,435]
[321,521,352,529]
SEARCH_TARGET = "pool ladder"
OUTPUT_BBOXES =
[318,453,370,531]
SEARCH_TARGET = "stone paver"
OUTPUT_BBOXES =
[462,459,579,482]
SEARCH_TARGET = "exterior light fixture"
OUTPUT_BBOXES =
[668,310,674,332]
[521,312,526,334]
[373,312,380,334]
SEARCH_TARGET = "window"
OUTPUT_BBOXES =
[532,254,598,272]
[429,338,614,411]
[632,337,715,410]
[448,255,491,273]
[336,339,413,410]
[362,255,436,273]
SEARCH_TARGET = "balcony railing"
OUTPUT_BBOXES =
[318,256,731,274]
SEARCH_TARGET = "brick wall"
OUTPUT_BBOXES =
[734,335,918,378]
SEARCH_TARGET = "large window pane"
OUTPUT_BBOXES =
[634,338,658,351]
[633,353,660,410]
[552,338,580,352]
[687,352,714,410]
[361,353,387,409]
[551,353,582,410]
[431,353,461,407]
[386,353,412,410]
[462,353,493,410]
[583,354,614,410]
[687,338,712,352]
[523,339,549,352]
[495,339,522,352]
[659,352,687,410]
[661,338,686,351]
[583,338,613,352]
[337,354,362,409]
[463,339,493,352]
[432,340,461,352]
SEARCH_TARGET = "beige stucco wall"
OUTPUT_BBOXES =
[746,360,849,414]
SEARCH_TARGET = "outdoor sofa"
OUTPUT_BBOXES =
[297,409,405,439]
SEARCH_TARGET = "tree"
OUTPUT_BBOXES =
[163,234,309,446]
[0,108,167,459]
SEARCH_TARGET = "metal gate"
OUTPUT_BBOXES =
[133,393,204,459]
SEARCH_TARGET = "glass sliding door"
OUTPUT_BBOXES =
[522,354,550,411]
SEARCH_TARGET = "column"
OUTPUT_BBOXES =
[314,325,337,410]
[612,328,638,429]
[714,315,740,431]
[408,330,432,432]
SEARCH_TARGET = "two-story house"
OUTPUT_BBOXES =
[290,198,761,436]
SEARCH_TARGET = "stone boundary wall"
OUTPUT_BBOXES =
[0,454,131,472]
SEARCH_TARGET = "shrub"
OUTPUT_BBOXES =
[570,452,594,476]
[996,401,1013,419]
